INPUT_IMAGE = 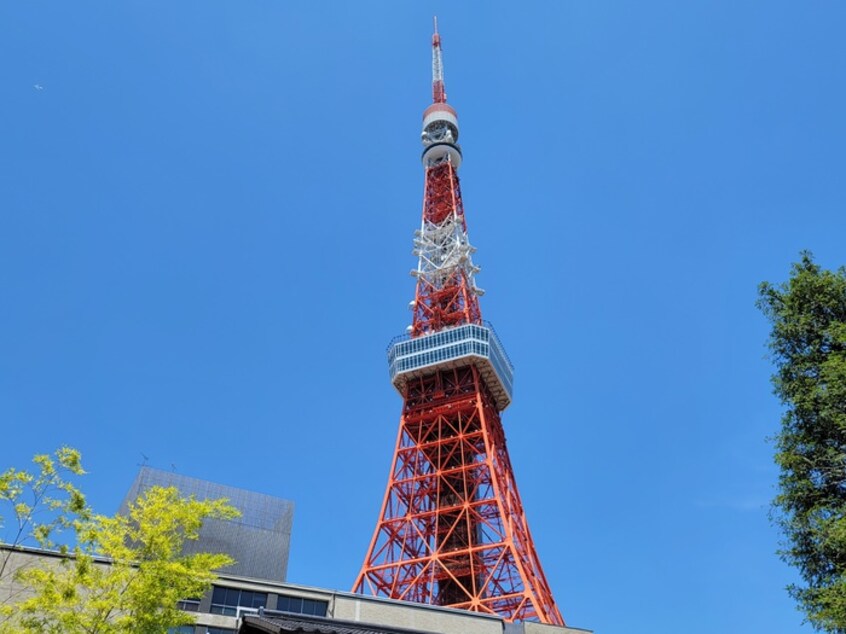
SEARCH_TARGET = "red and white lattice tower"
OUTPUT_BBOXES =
[352,21,564,625]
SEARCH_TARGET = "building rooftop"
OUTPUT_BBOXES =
[2,542,591,634]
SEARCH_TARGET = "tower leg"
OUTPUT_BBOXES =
[353,365,564,626]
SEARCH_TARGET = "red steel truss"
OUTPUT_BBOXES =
[411,162,482,337]
[353,366,564,624]
[352,20,565,626]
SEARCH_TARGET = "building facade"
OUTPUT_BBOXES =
[1,546,591,634]
[122,466,294,583]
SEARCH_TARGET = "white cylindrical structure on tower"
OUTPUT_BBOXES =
[421,103,462,168]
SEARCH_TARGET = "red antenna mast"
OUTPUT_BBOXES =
[353,21,565,625]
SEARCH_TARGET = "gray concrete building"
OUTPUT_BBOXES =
[121,467,294,583]
[0,546,591,634]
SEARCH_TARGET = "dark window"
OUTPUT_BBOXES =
[275,594,327,617]
[177,598,200,612]
[206,629,236,634]
[209,585,267,616]
[167,627,194,634]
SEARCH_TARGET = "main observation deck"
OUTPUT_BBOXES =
[387,322,514,411]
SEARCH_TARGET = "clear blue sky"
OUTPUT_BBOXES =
[2,2,845,633]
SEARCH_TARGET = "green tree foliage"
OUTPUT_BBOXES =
[759,252,846,632]
[0,447,88,580]
[0,449,239,634]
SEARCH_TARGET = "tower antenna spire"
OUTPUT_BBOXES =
[431,16,446,103]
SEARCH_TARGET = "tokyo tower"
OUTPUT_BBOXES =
[352,21,564,626]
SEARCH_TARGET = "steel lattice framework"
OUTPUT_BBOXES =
[352,20,564,626]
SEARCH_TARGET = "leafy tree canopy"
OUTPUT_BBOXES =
[0,448,239,634]
[759,252,846,632]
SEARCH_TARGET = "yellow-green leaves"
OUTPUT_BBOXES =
[54,449,84,476]
[1,447,90,587]
[0,451,239,634]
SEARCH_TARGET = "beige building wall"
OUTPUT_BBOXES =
[1,546,591,634]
